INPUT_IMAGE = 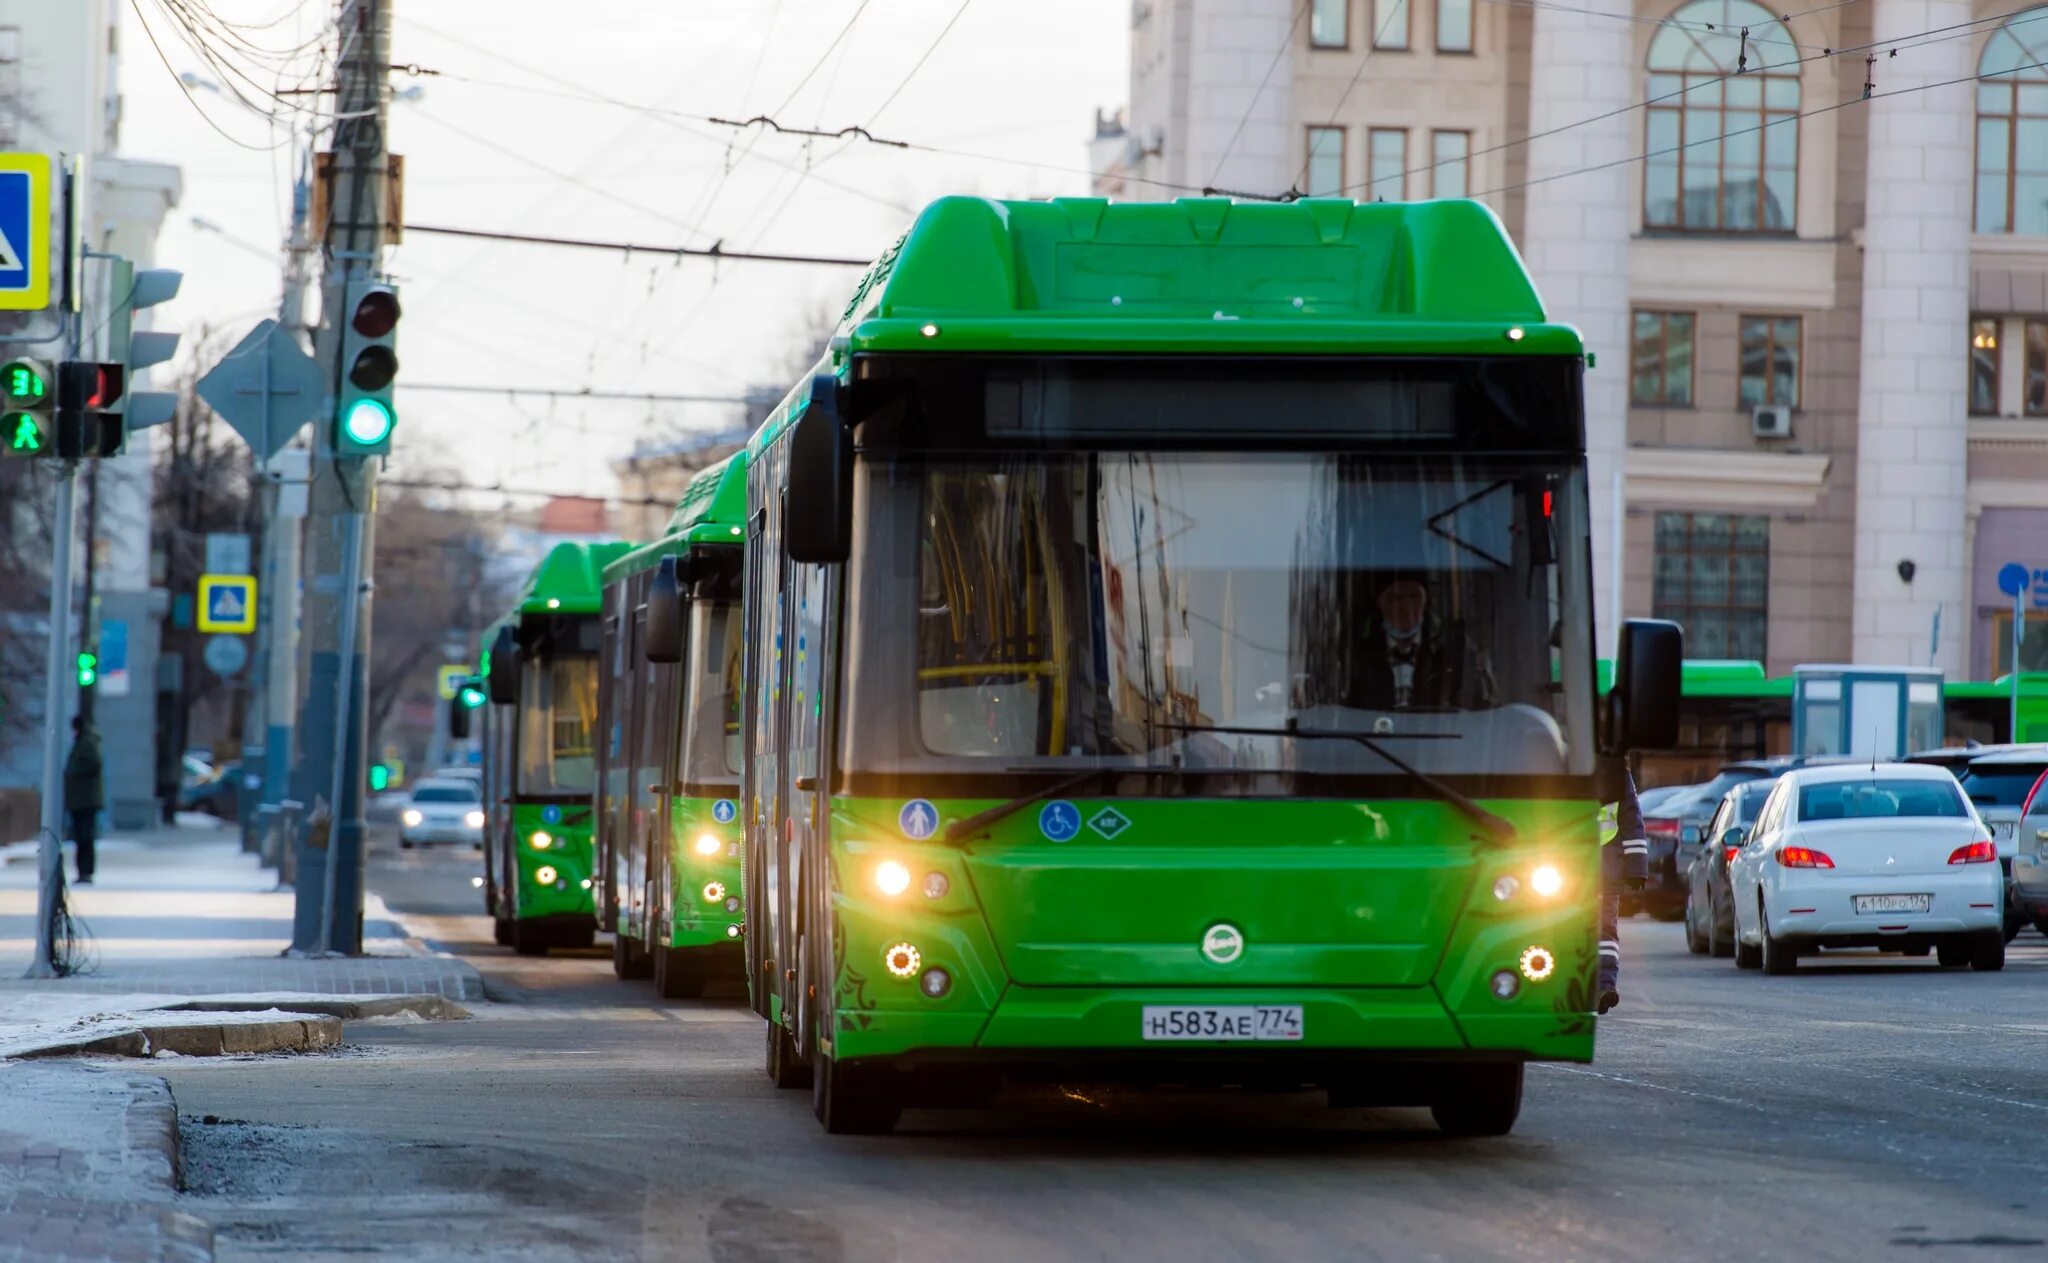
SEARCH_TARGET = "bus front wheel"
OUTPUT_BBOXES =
[654,945,707,999]
[1429,1064,1523,1138]
[813,1052,901,1135]
[765,1017,810,1089]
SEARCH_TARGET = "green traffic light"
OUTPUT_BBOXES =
[369,763,391,792]
[459,684,487,710]
[75,651,97,688]
[5,412,45,453]
[341,398,394,447]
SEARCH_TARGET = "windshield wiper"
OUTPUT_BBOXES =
[943,764,1228,843]
[1158,719,1517,844]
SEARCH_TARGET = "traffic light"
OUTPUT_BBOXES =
[105,262,184,451]
[2,357,54,457]
[75,650,98,689]
[458,680,488,710]
[55,361,125,458]
[368,763,391,792]
[335,280,399,457]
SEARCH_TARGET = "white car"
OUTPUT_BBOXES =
[1728,762,2004,974]
[399,777,486,850]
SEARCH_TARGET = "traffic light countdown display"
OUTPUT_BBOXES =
[336,281,399,457]
[2,357,53,456]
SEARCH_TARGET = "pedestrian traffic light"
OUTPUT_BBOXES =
[75,650,97,689]
[2,357,54,457]
[55,361,126,458]
[335,280,399,457]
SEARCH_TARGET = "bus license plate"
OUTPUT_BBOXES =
[1854,894,1931,914]
[1141,1005,1304,1042]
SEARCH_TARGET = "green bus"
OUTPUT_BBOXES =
[478,540,633,955]
[595,455,750,997]
[738,196,1680,1135]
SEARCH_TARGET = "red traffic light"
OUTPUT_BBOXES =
[57,361,125,411]
[351,288,401,338]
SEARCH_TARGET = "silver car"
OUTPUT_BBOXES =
[1953,748,2048,939]
[399,777,485,850]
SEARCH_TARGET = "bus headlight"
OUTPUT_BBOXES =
[465,811,485,828]
[873,859,911,897]
[402,809,422,827]
[1491,875,1520,902]
[1530,864,1564,897]
[883,943,921,977]
[1490,969,1521,1000]
[692,834,722,857]
[1519,945,1556,983]
[702,881,726,903]
[535,865,558,886]
[530,831,552,850]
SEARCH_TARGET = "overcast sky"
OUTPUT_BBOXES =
[121,0,1130,502]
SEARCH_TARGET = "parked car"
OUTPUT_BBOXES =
[1729,762,2005,974]
[1948,747,2048,940]
[177,760,242,818]
[399,777,485,849]
[1684,778,1777,957]
[2011,768,2048,935]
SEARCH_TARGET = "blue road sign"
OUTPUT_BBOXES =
[197,574,258,634]
[0,154,50,311]
[1998,563,2031,598]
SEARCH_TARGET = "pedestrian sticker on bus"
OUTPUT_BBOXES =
[898,799,938,840]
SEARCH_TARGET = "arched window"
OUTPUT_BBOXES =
[1644,0,1800,232]
[1976,10,2048,235]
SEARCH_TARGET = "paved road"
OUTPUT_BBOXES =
[154,839,2048,1262]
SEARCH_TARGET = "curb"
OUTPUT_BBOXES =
[15,1014,344,1060]
[115,1069,183,1193]
[154,994,470,1021]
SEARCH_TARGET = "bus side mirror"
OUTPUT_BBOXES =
[645,555,684,664]
[448,694,471,741]
[488,625,520,706]
[787,373,852,564]
[1609,618,1682,753]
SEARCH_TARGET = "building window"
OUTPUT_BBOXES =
[1644,0,1799,232]
[2028,320,2048,414]
[1738,315,1801,407]
[1437,0,1473,50]
[1991,610,2048,675]
[1367,128,1407,201]
[1971,317,2001,415]
[1306,127,1346,197]
[1431,130,1469,198]
[1312,0,1349,47]
[1654,512,1769,661]
[1975,10,2048,235]
[1373,0,1410,48]
[1632,311,1696,406]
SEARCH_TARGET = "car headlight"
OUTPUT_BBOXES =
[465,811,485,828]
[401,809,422,827]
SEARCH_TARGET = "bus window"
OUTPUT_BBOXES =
[520,656,599,794]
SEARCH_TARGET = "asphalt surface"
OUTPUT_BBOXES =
[150,836,2048,1262]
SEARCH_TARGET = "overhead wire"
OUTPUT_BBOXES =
[126,0,297,151]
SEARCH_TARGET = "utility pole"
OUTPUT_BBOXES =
[288,0,392,956]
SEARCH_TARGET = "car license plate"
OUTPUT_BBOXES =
[1991,821,2014,841]
[1141,1005,1304,1042]
[1854,894,1931,914]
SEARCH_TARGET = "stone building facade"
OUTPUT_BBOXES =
[1101,0,2048,679]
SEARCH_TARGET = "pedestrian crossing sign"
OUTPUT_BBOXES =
[197,573,258,634]
[0,153,50,312]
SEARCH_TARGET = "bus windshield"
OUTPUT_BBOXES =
[680,596,744,789]
[519,655,599,794]
[844,452,1595,787]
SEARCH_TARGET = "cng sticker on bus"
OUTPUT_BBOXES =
[1087,805,1132,839]
[898,799,938,840]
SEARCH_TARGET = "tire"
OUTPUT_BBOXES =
[2003,912,2023,944]
[1684,894,1709,955]
[1936,939,1970,968]
[1647,899,1686,924]
[1971,933,2006,972]
[612,929,652,981]
[654,945,708,999]
[511,918,551,956]
[1708,891,1734,959]
[1901,944,1931,957]
[1430,1063,1524,1138]
[812,1050,901,1135]
[1619,894,1641,919]
[399,838,414,850]
[2036,917,2048,937]
[492,915,512,947]
[1734,903,1762,969]
[558,924,596,952]
[1760,903,1798,975]
[765,1017,811,1089]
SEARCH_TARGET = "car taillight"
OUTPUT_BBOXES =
[1777,846,1835,869]
[1947,840,1997,865]
[1722,845,1740,864]
[1645,818,1682,842]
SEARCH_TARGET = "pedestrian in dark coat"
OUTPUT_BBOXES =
[63,716,103,884]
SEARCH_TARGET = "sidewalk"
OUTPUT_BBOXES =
[0,816,482,1055]
[0,1062,212,1263]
